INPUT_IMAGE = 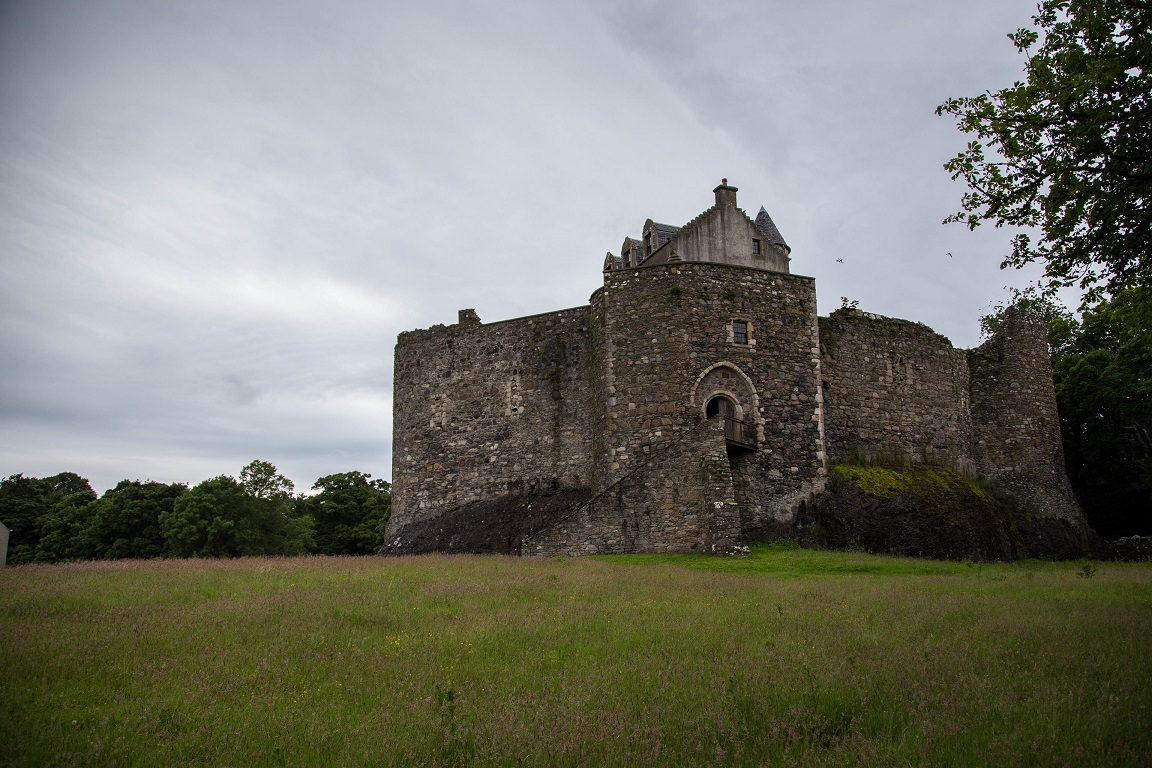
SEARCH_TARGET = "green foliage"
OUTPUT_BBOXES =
[1052,287,1152,536]
[300,471,391,555]
[0,472,94,563]
[33,489,100,562]
[2,463,388,563]
[937,0,1152,301]
[160,476,249,557]
[239,459,294,501]
[160,462,314,558]
[91,480,188,560]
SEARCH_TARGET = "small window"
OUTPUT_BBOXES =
[752,238,761,255]
[644,232,653,256]
[732,320,748,345]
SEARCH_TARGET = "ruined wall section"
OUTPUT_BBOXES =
[591,263,826,526]
[523,417,741,555]
[818,309,973,470]
[388,307,593,536]
[968,307,1087,529]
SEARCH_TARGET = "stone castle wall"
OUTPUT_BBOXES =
[591,262,825,490]
[589,262,827,538]
[968,307,1085,527]
[387,221,1093,554]
[523,417,741,555]
[389,307,594,533]
[818,308,973,469]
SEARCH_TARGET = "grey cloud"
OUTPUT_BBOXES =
[0,0,1052,493]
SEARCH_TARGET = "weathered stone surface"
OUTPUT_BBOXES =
[523,417,740,555]
[797,467,1105,561]
[590,262,826,526]
[390,307,593,532]
[385,183,1099,559]
[968,307,1088,533]
[819,309,972,470]
[1112,535,1152,561]
[379,489,589,556]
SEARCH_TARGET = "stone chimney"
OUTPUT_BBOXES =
[714,178,738,208]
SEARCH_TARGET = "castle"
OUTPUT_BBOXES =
[386,182,1089,555]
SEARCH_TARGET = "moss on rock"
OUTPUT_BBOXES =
[798,463,1096,561]
[830,464,999,508]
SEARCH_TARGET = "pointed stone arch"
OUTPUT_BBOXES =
[690,362,761,431]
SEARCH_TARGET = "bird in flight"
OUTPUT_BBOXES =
[947,252,953,258]
[835,258,844,263]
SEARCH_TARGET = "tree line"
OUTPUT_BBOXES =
[0,461,391,565]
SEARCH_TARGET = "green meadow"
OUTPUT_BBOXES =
[2,548,1150,766]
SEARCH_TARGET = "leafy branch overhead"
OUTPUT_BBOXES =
[937,0,1152,302]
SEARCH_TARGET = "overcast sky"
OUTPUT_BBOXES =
[1,0,1052,495]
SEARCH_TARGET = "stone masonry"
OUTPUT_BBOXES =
[385,182,1092,555]
[818,309,973,471]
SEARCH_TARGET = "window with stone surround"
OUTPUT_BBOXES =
[732,320,749,345]
[752,238,761,255]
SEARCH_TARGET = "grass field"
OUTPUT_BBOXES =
[2,547,1150,766]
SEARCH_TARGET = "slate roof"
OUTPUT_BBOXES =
[755,207,789,251]
[651,222,681,250]
[623,237,643,267]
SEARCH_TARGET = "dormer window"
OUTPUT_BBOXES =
[644,232,653,256]
[752,238,761,255]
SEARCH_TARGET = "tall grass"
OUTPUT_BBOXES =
[2,548,1149,766]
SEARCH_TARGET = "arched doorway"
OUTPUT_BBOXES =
[706,395,735,420]
[691,362,759,450]
[705,395,754,449]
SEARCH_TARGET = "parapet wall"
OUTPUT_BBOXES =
[819,309,973,470]
[388,307,594,535]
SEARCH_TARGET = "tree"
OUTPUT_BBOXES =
[89,480,188,560]
[937,0,1152,302]
[240,460,295,501]
[0,472,94,563]
[1052,287,1152,537]
[34,489,99,563]
[159,462,313,558]
[160,475,249,557]
[237,460,314,556]
[301,472,392,555]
